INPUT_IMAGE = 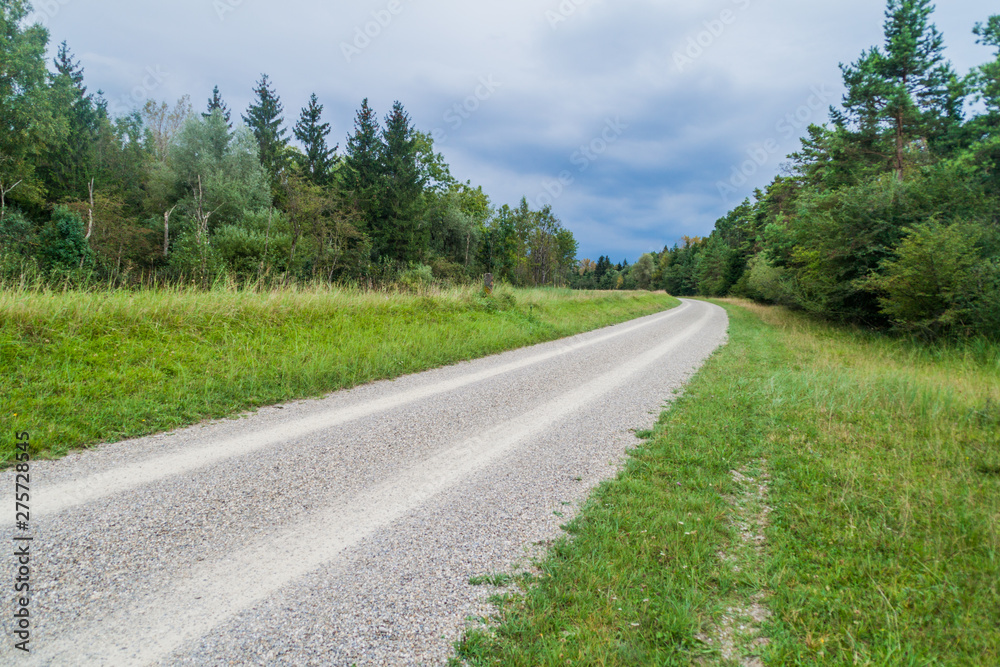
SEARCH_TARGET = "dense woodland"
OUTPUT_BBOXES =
[586,1,999,339]
[3,0,999,339]
[0,0,578,288]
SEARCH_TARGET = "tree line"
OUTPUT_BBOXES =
[0,0,578,287]
[581,1,1000,340]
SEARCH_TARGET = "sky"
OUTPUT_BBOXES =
[29,0,995,261]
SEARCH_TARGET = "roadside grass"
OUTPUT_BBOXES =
[454,299,1000,665]
[0,284,678,462]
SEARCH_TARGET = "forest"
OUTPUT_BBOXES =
[4,0,999,340]
[0,0,578,288]
[595,1,999,339]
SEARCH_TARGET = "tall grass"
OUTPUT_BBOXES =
[0,283,678,461]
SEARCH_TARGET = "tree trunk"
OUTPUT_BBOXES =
[260,206,273,278]
[895,112,905,181]
[0,180,22,222]
[163,205,177,257]
[195,175,214,284]
[85,178,95,240]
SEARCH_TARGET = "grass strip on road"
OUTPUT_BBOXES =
[455,299,1000,665]
[1,286,678,462]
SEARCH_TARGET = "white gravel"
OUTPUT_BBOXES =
[2,298,728,666]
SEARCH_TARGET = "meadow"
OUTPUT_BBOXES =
[0,284,678,461]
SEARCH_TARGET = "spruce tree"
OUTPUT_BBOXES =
[54,41,86,94]
[44,41,98,201]
[204,85,232,128]
[242,74,288,185]
[380,101,427,262]
[293,93,336,186]
[344,98,383,238]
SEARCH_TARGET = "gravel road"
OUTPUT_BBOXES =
[2,298,727,666]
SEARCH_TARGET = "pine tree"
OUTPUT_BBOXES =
[839,0,958,178]
[204,85,232,128]
[293,93,336,186]
[242,74,288,185]
[973,16,1000,121]
[969,15,1000,194]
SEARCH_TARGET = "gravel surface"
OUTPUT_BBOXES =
[2,298,727,666]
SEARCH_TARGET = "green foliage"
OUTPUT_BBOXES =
[41,41,100,202]
[293,93,336,186]
[0,36,578,290]
[864,221,1000,337]
[343,98,383,240]
[166,228,222,279]
[0,210,37,258]
[630,253,655,290]
[641,3,1000,339]
[242,74,288,186]
[39,205,91,270]
[838,0,962,174]
[203,85,232,128]
[170,113,272,229]
[397,263,435,290]
[0,0,54,209]
[480,199,578,287]
[213,208,293,279]
[378,101,427,262]
[745,254,795,305]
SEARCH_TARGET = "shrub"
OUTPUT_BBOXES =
[397,263,436,290]
[864,221,1000,339]
[39,206,92,271]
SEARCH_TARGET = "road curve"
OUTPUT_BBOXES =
[3,298,727,666]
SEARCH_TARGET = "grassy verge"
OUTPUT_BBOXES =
[454,299,1000,665]
[0,285,678,462]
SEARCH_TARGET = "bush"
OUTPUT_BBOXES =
[397,263,436,290]
[166,227,223,282]
[746,254,796,305]
[213,210,293,279]
[39,206,92,271]
[864,221,1000,339]
[0,210,37,257]
[429,257,467,284]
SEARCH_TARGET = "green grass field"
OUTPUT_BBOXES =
[455,299,1000,666]
[0,285,679,462]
